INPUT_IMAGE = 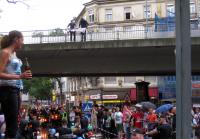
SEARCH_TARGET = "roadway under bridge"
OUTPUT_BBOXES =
[18,37,200,76]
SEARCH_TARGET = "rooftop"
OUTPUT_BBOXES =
[84,0,137,6]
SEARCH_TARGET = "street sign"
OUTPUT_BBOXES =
[82,102,93,112]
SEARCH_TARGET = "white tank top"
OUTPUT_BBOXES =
[0,53,23,89]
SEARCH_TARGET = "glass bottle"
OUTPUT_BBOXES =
[24,57,31,72]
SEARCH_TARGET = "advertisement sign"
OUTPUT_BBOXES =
[90,94,101,100]
[103,95,118,99]
[192,84,200,88]
[192,84,200,97]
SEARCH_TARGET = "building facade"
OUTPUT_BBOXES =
[158,76,200,104]
[59,0,200,106]
[76,0,199,32]
[62,76,158,106]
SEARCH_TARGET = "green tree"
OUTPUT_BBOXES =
[49,28,65,36]
[23,77,53,100]
[32,31,44,37]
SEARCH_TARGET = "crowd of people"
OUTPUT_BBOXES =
[88,103,177,139]
[0,101,199,139]
[88,103,200,139]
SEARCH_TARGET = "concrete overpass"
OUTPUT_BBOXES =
[17,37,200,76]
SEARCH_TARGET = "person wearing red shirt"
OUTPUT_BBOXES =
[146,108,157,123]
[146,108,158,131]
[130,106,144,129]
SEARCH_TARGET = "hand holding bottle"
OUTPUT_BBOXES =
[20,70,32,79]
[21,57,32,79]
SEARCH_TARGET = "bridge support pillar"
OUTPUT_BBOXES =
[175,0,191,138]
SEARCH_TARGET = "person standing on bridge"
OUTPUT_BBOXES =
[79,17,89,42]
[67,18,76,42]
[0,30,32,139]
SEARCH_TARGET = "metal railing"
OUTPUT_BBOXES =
[0,24,200,44]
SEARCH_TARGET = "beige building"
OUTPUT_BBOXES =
[76,0,199,31]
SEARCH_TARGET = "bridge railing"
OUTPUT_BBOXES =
[0,24,200,44]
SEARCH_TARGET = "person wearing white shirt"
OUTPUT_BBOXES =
[114,107,123,139]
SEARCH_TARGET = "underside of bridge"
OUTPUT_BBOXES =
[17,42,200,76]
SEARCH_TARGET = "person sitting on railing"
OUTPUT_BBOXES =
[79,18,89,42]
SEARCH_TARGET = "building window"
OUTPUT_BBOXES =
[167,4,175,17]
[63,81,66,90]
[190,2,196,19]
[192,76,200,81]
[165,76,176,82]
[124,7,131,20]
[105,9,113,21]
[124,77,136,83]
[88,9,95,23]
[144,4,151,18]
[144,76,157,83]
[104,77,116,84]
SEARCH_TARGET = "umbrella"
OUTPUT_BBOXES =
[155,104,173,114]
[138,101,156,112]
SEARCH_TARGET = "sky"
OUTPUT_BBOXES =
[0,0,90,32]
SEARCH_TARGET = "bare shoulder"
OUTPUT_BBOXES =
[0,49,10,61]
[0,49,10,57]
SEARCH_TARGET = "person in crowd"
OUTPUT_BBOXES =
[97,105,104,132]
[102,109,112,138]
[114,107,123,139]
[57,119,73,138]
[25,115,40,139]
[110,108,118,139]
[91,105,98,132]
[0,30,32,139]
[169,107,176,139]
[192,107,200,139]
[75,106,81,126]
[80,113,89,130]
[146,108,158,131]
[122,104,132,139]
[79,18,89,42]
[131,128,145,139]
[69,107,76,128]
[145,114,172,139]
[0,114,5,139]
[192,114,200,139]
[67,19,76,42]
[60,107,68,122]
[16,119,29,139]
[111,107,116,120]
[130,104,144,129]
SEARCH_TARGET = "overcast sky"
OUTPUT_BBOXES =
[0,0,90,32]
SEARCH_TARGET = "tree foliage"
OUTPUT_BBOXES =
[32,31,44,37]
[23,77,53,100]
[49,28,65,36]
